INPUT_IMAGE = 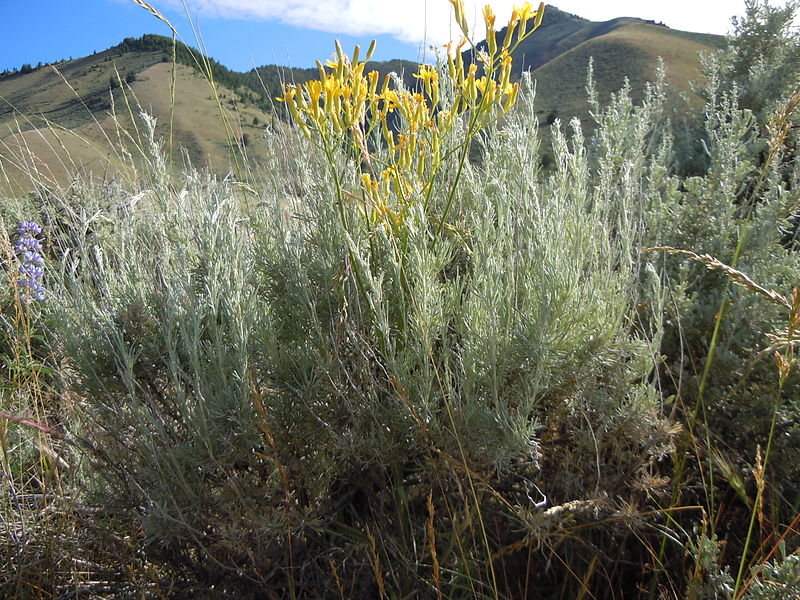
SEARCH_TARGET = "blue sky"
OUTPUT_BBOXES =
[1,0,426,72]
[0,1,777,74]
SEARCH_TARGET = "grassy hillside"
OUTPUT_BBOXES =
[530,21,724,129]
[489,5,725,137]
[0,36,418,190]
[0,43,276,189]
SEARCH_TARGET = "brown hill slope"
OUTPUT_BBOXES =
[529,20,723,130]
[498,4,725,136]
[0,46,274,190]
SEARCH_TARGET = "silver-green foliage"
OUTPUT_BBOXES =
[40,66,671,582]
[34,41,800,592]
[744,545,800,600]
[4,4,800,595]
[48,151,269,546]
[716,0,800,123]
[686,534,735,600]
[645,45,800,506]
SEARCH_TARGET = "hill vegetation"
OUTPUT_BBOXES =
[110,34,421,113]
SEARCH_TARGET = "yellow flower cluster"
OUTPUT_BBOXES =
[278,1,545,233]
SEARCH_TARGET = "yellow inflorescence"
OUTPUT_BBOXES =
[277,2,545,232]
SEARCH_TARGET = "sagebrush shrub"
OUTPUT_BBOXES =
[38,44,677,598]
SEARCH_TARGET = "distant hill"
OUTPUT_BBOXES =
[496,5,725,132]
[494,6,722,75]
[0,39,276,188]
[0,4,726,189]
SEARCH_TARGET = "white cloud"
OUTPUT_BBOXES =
[158,1,527,45]
[154,1,780,45]
[555,1,743,36]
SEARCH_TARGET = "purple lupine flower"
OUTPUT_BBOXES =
[14,221,45,302]
[17,221,42,237]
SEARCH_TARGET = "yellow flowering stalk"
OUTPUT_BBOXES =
[277,1,545,237]
[483,6,497,56]
[448,0,470,37]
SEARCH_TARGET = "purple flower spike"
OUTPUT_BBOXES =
[14,220,45,303]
